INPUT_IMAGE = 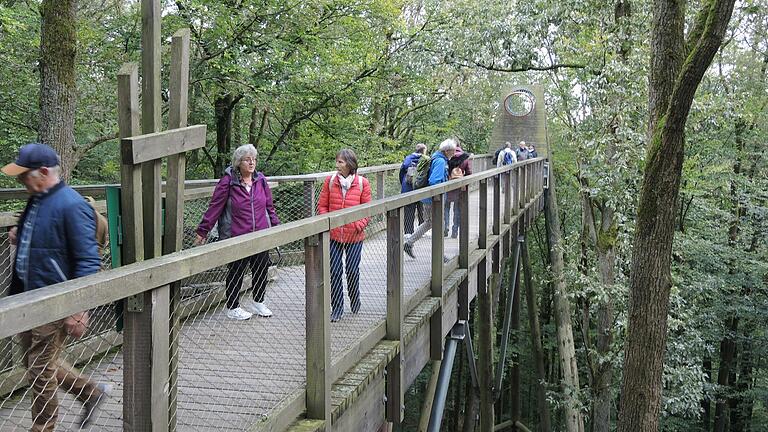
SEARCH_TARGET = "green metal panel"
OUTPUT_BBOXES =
[105,186,124,332]
[105,186,122,268]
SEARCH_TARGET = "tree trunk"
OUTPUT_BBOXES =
[215,94,234,176]
[249,105,269,149]
[233,103,242,147]
[617,1,735,430]
[544,171,584,432]
[39,0,78,181]
[593,235,616,432]
[510,266,521,424]
[731,339,754,432]
[522,240,552,432]
[702,356,713,430]
[714,318,739,432]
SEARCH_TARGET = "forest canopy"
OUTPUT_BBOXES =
[0,0,765,431]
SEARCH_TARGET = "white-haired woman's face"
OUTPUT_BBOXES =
[239,154,257,177]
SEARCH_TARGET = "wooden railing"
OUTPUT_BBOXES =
[0,156,545,431]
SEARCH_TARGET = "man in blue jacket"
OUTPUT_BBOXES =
[399,143,427,235]
[403,139,456,258]
[2,143,109,431]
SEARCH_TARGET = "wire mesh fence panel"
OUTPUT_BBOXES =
[329,209,388,364]
[0,305,125,431]
[170,186,310,431]
[402,199,438,306]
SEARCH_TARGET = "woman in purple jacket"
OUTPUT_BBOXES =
[195,144,280,320]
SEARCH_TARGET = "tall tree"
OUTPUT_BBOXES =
[617,1,736,431]
[39,0,78,180]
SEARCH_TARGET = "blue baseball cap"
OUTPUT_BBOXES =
[2,143,60,176]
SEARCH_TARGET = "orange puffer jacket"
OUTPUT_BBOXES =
[317,173,372,244]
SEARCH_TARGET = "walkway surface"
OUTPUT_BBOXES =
[0,187,501,431]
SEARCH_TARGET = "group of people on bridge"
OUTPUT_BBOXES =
[0,135,530,430]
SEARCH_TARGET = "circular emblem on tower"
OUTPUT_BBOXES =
[503,89,536,117]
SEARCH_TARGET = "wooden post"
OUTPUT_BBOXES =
[141,0,162,260]
[377,171,385,200]
[305,232,331,424]
[504,172,512,225]
[118,62,153,432]
[479,273,496,432]
[458,187,470,321]
[418,360,442,432]
[492,175,501,237]
[479,180,488,250]
[141,3,167,429]
[430,194,444,360]
[386,209,404,423]
[492,176,501,274]
[165,28,190,432]
[304,180,317,218]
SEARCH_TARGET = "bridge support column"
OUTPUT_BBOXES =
[458,187,470,321]
[385,209,404,424]
[305,231,332,425]
[429,195,444,361]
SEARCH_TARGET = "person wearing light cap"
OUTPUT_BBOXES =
[2,143,110,431]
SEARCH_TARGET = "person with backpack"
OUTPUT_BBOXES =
[444,146,472,238]
[195,144,280,320]
[2,143,110,430]
[496,141,517,167]
[399,143,427,234]
[403,138,457,259]
[317,149,372,322]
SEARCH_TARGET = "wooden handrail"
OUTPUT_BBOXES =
[0,157,540,338]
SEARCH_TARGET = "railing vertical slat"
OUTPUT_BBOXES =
[305,231,332,424]
[386,208,404,423]
[492,175,502,274]
[304,180,317,217]
[478,179,488,250]
[430,194,444,360]
[458,187,470,321]
[377,172,385,200]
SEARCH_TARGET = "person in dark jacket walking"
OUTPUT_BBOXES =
[196,144,281,320]
[399,143,427,234]
[3,143,109,431]
[403,138,456,259]
[318,149,372,322]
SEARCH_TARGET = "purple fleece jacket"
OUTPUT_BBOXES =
[196,167,280,240]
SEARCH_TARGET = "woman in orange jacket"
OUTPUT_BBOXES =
[317,149,372,322]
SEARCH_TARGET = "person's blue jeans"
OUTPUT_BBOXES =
[330,240,363,318]
[444,200,461,236]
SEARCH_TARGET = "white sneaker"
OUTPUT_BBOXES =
[253,302,273,317]
[226,307,253,320]
[242,298,273,317]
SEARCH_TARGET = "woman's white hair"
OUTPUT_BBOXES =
[438,138,457,153]
[231,144,258,176]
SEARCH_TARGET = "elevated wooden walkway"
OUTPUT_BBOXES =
[0,158,546,432]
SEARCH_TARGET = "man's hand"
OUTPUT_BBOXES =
[63,311,89,339]
[194,234,206,245]
[8,227,17,246]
